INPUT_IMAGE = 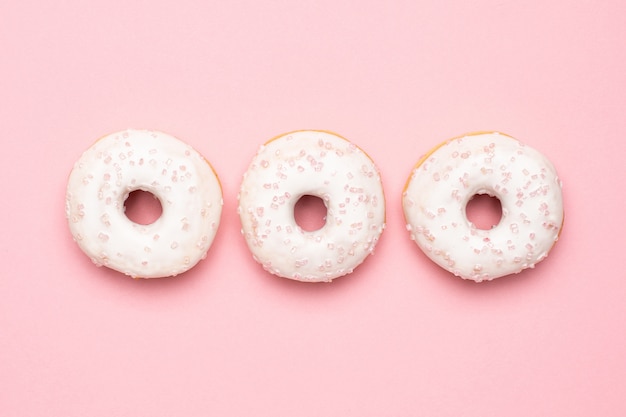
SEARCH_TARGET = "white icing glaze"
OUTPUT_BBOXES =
[238,130,386,282]
[402,132,564,282]
[66,129,223,278]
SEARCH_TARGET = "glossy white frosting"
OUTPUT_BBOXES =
[66,129,223,278]
[402,132,563,281]
[238,130,386,282]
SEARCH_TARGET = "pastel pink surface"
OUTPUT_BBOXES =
[1,0,625,416]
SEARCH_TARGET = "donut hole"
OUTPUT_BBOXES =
[294,195,327,232]
[124,190,163,225]
[465,193,502,230]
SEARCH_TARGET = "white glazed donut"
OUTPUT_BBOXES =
[238,130,386,282]
[66,129,223,278]
[402,132,564,282]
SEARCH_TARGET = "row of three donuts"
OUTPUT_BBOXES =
[66,129,564,283]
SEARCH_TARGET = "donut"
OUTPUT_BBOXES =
[402,132,564,282]
[238,130,386,282]
[65,129,223,278]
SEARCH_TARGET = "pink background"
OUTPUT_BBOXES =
[2,0,625,415]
